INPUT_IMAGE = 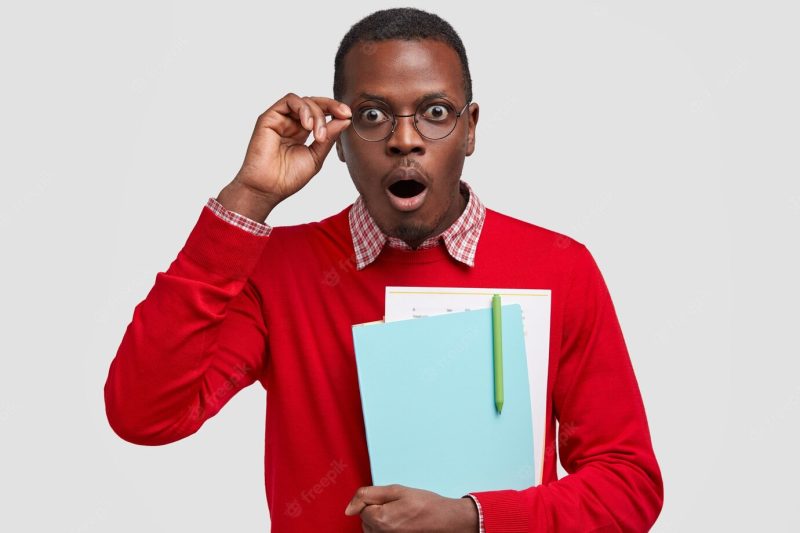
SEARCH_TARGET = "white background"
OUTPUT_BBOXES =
[1,1,798,531]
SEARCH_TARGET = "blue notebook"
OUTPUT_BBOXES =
[351,304,535,498]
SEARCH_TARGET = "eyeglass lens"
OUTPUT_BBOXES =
[352,99,460,141]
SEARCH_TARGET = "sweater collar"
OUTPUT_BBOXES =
[348,180,486,270]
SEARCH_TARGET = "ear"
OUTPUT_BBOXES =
[336,137,346,162]
[465,102,479,157]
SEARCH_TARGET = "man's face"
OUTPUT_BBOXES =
[336,39,479,247]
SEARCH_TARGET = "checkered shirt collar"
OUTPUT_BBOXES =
[348,180,486,270]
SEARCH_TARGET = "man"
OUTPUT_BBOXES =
[104,7,663,532]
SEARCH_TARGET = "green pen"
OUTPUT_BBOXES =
[491,294,504,414]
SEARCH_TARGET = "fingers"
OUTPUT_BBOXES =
[307,116,351,166]
[360,505,385,531]
[344,485,405,516]
[304,96,352,143]
[273,93,351,143]
[308,108,351,166]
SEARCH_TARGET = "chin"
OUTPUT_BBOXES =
[390,220,433,243]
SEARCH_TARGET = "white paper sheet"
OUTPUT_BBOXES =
[384,286,551,486]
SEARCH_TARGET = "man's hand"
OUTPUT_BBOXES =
[216,93,352,221]
[344,484,479,532]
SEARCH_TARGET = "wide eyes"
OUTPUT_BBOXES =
[359,107,391,124]
[419,103,451,122]
[357,102,454,123]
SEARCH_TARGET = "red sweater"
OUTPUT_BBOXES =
[104,203,663,532]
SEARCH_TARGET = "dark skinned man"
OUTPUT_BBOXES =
[105,8,663,532]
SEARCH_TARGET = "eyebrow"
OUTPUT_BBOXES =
[357,91,451,104]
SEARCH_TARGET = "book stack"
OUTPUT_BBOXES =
[351,287,551,497]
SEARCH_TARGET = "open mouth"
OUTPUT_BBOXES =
[388,179,427,198]
[385,177,429,212]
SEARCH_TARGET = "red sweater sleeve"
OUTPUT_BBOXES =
[104,205,271,445]
[469,244,663,532]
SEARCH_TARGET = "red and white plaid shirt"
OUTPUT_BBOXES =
[206,180,487,269]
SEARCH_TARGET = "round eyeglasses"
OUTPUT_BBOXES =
[351,99,471,142]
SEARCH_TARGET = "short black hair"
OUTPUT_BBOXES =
[333,7,472,104]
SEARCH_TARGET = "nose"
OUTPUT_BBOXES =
[385,114,425,156]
